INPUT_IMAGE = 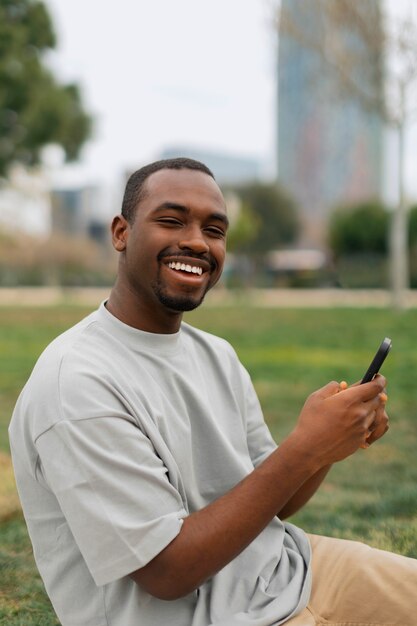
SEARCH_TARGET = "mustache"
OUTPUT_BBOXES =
[158,249,217,271]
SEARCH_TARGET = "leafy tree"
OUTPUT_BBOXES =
[226,202,260,254]
[329,201,389,257]
[234,182,299,256]
[0,0,91,177]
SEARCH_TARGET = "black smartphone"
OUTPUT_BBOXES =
[361,337,392,384]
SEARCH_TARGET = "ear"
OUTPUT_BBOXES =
[111,215,129,252]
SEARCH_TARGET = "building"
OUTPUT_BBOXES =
[51,185,109,245]
[159,147,261,187]
[278,0,384,246]
[0,163,109,247]
[0,165,51,237]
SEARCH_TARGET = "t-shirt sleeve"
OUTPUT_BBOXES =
[36,416,187,586]
[239,362,278,467]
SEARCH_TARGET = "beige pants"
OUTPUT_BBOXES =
[286,534,417,625]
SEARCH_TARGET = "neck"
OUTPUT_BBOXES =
[107,279,183,334]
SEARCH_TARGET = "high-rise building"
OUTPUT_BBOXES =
[159,147,261,186]
[278,0,384,245]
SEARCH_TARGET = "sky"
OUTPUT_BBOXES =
[44,0,278,210]
[42,0,417,215]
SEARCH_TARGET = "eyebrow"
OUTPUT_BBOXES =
[152,202,229,228]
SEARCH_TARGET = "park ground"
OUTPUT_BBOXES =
[2,286,417,308]
[0,293,416,623]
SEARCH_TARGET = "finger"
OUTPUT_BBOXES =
[363,411,377,433]
[373,373,387,385]
[341,376,386,401]
[365,410,389,446]
[361,393,389,445]
[351,373,387,388]
[362,394,386,428]
[316,381,342,399]
[361,416,378,449]
[367,412,378,432]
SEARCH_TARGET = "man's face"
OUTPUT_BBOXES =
[116,168,228,319]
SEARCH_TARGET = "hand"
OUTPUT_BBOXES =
[360,376,389,448]
[292,376,387,468]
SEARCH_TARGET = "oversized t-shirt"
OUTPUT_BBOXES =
[9,302,311,626]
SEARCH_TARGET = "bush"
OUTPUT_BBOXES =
[0,231,117,286]
[329,200,389,257]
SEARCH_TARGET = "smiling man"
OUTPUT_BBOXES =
[107,162,228,331]
[9,158,417,626]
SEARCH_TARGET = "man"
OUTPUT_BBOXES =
[9,158,417,626]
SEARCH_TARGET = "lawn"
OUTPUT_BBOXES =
[1,302,416,624]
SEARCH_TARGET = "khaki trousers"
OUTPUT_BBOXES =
[286,534,417,625]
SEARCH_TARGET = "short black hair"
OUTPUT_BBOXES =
[121,157,215,223]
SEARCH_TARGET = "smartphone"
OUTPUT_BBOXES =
[360,337,392,384]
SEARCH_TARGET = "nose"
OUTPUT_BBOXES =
[178,227,210,254]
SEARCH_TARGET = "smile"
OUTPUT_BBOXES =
[168,262,203,276]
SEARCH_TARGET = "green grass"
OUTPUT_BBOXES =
[1,303,417,623]
[0,518,59,625]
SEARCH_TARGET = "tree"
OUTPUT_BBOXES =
[226,202,260,254]
[0,0,92,177]
[329,200,389,257]
[278,0,417,309]
[234,182,299,256]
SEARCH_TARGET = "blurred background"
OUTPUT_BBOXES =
[2,4,417,621]
[1,0,417,303]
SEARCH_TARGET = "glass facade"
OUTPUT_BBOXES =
[278,0,384,244]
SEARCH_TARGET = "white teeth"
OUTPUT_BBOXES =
[168,262,203,275]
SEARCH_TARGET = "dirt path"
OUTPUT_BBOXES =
[1,287,417,308]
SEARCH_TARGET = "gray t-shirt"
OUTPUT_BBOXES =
[9,303,311,626]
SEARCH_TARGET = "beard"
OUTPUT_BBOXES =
[152,279,208,312]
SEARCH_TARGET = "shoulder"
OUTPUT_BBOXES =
[11,308,112,435]
[181,321,238,359]
[17,304,111,406]
[180,322,251,389]
[33,309,102,378]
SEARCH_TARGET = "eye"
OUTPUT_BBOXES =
[205,226,226,238]
[157,217,183,227]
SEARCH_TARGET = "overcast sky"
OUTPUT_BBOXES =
[44,0,277,200]
[43,0,416,211]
